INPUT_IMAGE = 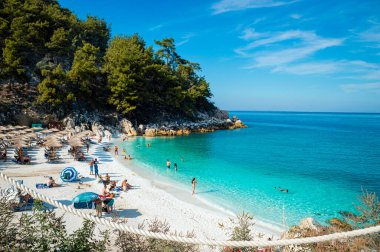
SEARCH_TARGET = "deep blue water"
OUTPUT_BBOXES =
[120,112,380,228]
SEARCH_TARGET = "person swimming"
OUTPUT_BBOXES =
[275,186,289,193]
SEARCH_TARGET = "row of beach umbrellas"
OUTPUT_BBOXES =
[1,125,95,148]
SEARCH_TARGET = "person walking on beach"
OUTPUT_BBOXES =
[114,146,119,156]
[192,178,197,195]
[94,158,99,178]
[166,159,171,168]
[95,199,102,217]
[86,143,89,154]
[174,163,178,172]
[89,159,94,175]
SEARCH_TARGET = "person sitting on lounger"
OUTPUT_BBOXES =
[0,151,6,162]
[105,173,111,184]
[121,179,132,191]
[109,181,117,191]
[46,177,59,188]
[78,152,85,161]
[100,185,114,198]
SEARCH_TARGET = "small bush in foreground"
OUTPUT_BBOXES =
[0,196,109,251]
[221,212,257,252]
[115,218,199,252]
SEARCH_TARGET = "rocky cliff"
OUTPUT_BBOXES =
[58,108,247,138]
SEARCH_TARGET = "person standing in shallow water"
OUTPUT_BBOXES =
[89,159,94,175]
[192,178,197,195]
[94,158,99,178]
[174,163,178,172]
[166,159,171,168]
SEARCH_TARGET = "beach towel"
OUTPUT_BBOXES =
[106,199,115,207]
[36,183,48,189]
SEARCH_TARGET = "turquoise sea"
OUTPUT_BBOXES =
[120,112,380,228]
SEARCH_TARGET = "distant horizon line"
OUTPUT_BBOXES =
[225,110,380,114]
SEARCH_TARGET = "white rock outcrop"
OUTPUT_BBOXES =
[120,119,137,136]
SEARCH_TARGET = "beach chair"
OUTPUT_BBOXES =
[1,181,34,211]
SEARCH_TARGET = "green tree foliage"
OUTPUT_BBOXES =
[37,64,74,113]
[104,35,154,117]
[68,42,105,108]
[1,0,214,122]
[80,16,110,56]
[0,197,109,251]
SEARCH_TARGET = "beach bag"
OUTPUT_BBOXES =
[73,202,93,209]
[36,183,48,189]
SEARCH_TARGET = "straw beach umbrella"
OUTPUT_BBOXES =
[13,140,29,148]
[25,133,38,139]
[68,138,84,147]
[5,133,14,138]
[44,139,62,148]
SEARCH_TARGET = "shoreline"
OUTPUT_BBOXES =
[0,136,281,249]
[112,137,285,235]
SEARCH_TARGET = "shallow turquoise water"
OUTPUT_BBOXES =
[120,112,380,228]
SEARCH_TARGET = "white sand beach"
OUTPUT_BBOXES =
[0,136,282,250]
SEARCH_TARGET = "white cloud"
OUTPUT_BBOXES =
[358,24,380,48]
[176,33,197,47]
[235,26,380,81]
[239,30,321,51]
[239,28,265,40]
[290,13,302,19]
[236,30,343,68]
[341,82,380,93]
[254,39,341,67]
[212,0,298,14]
[363,70,380,80]
[149,24,164,31]
[273,62,339,75]
[270,60,380,76]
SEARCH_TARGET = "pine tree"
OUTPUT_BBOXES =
[37,64,74,113]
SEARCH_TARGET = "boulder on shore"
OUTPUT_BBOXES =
[120,119,137,136]
[92,122,105,137]
[63,117,75,130]
[299,217,322,230]
[144,128,157,137]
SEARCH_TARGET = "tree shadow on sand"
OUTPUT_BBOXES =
[112,208,142,218]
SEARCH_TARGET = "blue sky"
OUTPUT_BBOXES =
[59,0,380,112]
